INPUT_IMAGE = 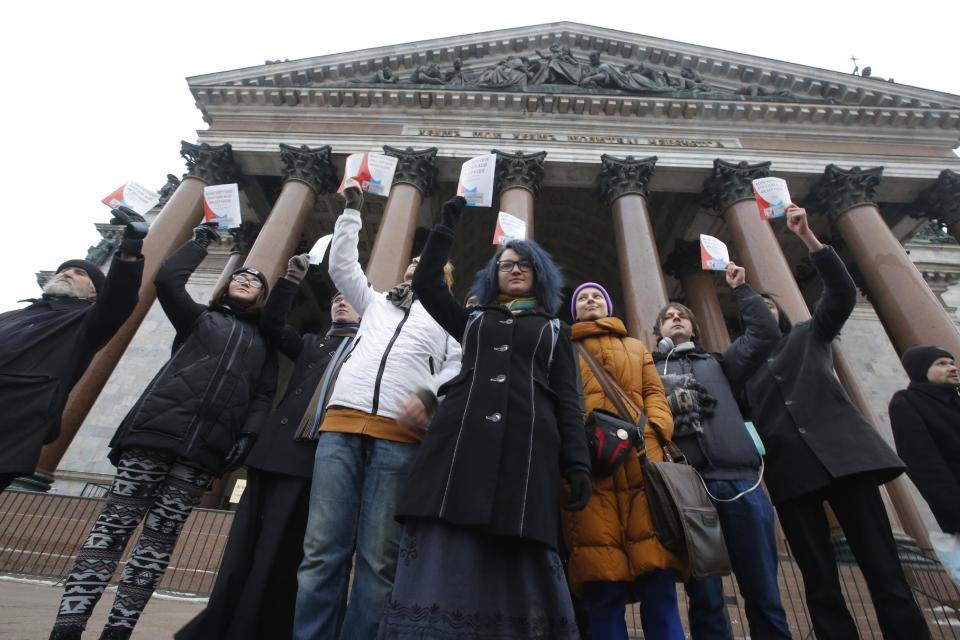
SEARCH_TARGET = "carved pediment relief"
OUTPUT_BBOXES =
[188,22,960,122]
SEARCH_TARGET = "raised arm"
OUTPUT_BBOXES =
[84,254,143,349]
[260,255,308,361]
[155,226,217,336]
[328,185,377,315]
[784,205,855,342]
[410,197,471,341]
[720,264,779,384]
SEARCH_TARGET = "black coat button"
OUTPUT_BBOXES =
[486,413,502,422]
[494,345,509,352]
[491,375,506,383]
[295,388,303,395]
[280,418,289,425]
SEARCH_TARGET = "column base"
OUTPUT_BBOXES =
[830,531,933,567]
[8,471,55,493]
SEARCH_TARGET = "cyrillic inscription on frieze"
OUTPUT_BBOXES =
[408,127,739,149]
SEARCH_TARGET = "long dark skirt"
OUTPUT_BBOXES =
[378,518,581,640]
[176,469,311,640]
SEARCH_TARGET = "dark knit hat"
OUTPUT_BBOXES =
[901,344,954,382]
[571,281,613,320]
[56,259,105,294]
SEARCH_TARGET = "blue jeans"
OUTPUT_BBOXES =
[685,479,791,640]
[293,433,418,640]
[583,569,685,640]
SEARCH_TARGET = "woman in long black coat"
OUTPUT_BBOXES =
[745,206,929,640]
[378,197,592,640]
[50,224,276,640]
[176,254,360,640]
[890,345,960,536]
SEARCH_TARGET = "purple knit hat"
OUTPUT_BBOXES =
[571,282,613,320]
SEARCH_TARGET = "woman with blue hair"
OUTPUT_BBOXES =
[378,196,592,639]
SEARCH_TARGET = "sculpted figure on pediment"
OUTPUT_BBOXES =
[530,42,585,85]
[475,56,533,90]
[443,58,476,86]
[580,53,671,93]
[411,63,446,85]
[350,67,399,84]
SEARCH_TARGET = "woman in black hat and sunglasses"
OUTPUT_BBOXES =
[50,223,277,640]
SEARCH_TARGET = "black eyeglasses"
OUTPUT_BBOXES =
[231,273,264,288]
[496,259,533,273]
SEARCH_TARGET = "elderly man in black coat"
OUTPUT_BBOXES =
[746,205,929,640]
[0,207,146,493]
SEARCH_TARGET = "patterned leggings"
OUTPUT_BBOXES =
[52,448,214,634]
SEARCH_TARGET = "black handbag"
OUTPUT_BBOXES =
[576,343,731,579]
[575,343,643,477]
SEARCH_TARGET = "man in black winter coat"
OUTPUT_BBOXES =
[177,254,360,640]
[891,346,960,541]
[653,263,791,640]
[746,206,928,640]
[0,207,147,492]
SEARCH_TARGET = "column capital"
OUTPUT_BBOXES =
[663,239,703,279]
[230,221,262,254]
[598,155,657,206]
[809,164,883,221]
[383,146,438,195]
[493,150,547,197]
[279,143,339,194]
[913,169,960,227]
[180,141,240,185]
[701,159,771,213]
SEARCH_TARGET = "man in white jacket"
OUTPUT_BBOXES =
[293,180,461,640]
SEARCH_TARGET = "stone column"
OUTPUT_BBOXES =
[811,164,960,358]
[913,168,960,246]
[702,159,927,545]
[243,144,338,287]
[33,142,240,484]
[493,150,547,238]
[664,240,732,352]
[597,155,667,346]
[365,147,438,292]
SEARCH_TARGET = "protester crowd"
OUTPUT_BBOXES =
[0,180,956,640]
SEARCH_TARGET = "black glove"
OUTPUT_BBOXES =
[342,184,364,211]
[192,222,221,249]
[285,254,310,285]
[563,470,592,511]
[440,196,467,229]
[112,206,150,256]
[224,433,257,469]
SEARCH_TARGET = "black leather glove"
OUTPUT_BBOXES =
[285,254,310,285]
[112,206,150,256]
[192,222,221,249]
[343,184,364,211]
[224,433,256,469]
[440,196,467,229]
[563,470,592,511]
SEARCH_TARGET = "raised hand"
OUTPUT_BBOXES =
[725,261,746,289]
[341,178,364,211]
[285,254,310,285]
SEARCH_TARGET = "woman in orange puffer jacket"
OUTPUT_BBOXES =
[563,281,686,640]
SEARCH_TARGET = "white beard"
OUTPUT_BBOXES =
[43,277,91,299]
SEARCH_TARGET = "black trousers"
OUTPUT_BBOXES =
[176,469,311,640]
[776,474,930,640]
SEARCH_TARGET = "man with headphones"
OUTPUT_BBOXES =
[652,263,790,640]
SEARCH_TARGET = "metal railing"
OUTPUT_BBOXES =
[2,490,958,636]
[0,490,234,595]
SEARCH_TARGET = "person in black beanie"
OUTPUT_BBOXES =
[0,206,146,493]
[890,345,960,537]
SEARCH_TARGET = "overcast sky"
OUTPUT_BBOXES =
[2,0,958,308]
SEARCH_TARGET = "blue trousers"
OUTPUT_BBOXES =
[685,479,792,640]
[583,569,685,640]
[293,433,418,640]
